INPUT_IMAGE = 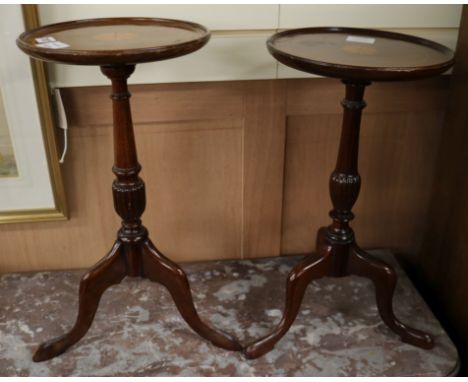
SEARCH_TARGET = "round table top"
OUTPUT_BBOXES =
[268,27,455,82]
[17,17,210,66]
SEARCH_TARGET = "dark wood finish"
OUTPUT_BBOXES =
[17,17,210,65]
[244,27,454,359]
[268,27,454,82]
[18,18,241,362]
[417,6,468,375]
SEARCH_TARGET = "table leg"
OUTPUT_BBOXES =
[348,244,433,348]
[33,242,126,362]
[33,64,240,362]
[243,237,333,359]
[244,80,433,359]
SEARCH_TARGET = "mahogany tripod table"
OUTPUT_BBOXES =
[17,17,241,362]
[244,27,455,359]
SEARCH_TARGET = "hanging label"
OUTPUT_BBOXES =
[346,35,376,44]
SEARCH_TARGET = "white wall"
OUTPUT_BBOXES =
[38,4,462,87]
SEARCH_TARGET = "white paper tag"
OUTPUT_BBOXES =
[35,36,56,43]
[346,35,375,45]
[36,41,70,49]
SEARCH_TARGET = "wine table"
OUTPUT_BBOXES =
[17,17,241,362]
[244,27,455,359]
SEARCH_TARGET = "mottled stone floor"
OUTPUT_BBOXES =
[0,250,458,376]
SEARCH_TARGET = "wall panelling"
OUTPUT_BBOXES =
[0,77,450,272]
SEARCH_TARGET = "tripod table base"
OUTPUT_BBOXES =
[33,236,241,362]
[244,228,433,359]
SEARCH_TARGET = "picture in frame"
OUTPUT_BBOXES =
[0,4,67,224]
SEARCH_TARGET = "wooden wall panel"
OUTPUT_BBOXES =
[281,114,340,254]
[138,121,243,261]
[281,111,444,258]
[281,78,448,262]
[242,80,286,258]
[61,81,245,126]
[417,6,468,374]
[0,77,450,273]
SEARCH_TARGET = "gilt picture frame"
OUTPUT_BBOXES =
[0,4,67,223]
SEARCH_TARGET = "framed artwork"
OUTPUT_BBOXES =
[0,5,67,223]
